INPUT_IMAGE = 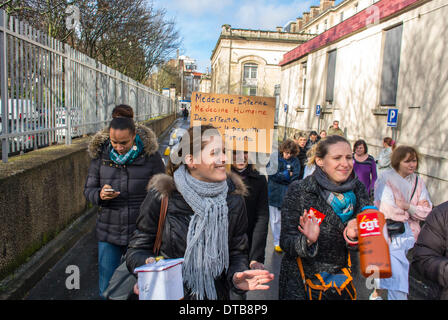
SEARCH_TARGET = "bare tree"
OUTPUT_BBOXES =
[1,0,76,42]
[1,0,181,82]
[149,61,182,92]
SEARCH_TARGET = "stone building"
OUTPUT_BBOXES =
[210,24,312,97]
[199,73,211,93]
[285,0,379,35]
[278,0,448,205]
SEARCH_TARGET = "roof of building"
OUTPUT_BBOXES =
[210,25,312,60]
[279,0,424,67]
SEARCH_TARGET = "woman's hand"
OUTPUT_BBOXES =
[396,199,410,211]
[298,210,320,245]
[133,283,139,295]
[232,269,274,291]
[100,184,120,200]
[345,218,358,240]
[145,257,156,264]
[418,200,430,208]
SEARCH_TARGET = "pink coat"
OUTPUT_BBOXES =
[374,172,432,241]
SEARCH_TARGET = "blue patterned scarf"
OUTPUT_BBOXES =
[109,134,143,165]
[313,165,357,223]
[325,191,356,223]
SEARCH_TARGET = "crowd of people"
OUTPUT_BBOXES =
[84,110,446,300]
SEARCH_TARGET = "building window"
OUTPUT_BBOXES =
[242,63,258,96]
[324,20,328,31]
[380,24,403,106]
[326,49,337,103]
[301,62,307,107]
[354,2,359,13]
[340,12,344,22]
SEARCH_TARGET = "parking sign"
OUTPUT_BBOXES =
[387,108,398,127]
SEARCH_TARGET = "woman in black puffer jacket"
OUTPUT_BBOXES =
[126,125,274,300]
[279,135,371,300]
[84,105,165,298]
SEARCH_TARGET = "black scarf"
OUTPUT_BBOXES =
[313,165,357,193]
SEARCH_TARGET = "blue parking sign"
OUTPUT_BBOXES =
[387,108,398,127]
[316,105,321,117]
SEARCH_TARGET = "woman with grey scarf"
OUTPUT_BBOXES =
[126,125,274,300]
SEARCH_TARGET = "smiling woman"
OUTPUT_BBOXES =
[278,135,372,300]
[126,124,274,300]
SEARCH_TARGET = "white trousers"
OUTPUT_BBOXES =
[269,206,281,246]
[388,290,408,300]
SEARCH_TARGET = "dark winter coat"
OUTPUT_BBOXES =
[413,201,448,299]
[279,174,371,300]
[232,166,269,264]
[305,138,318,152]
[125,172,250,300]
[267,154,301,208]
[84,124,165,246]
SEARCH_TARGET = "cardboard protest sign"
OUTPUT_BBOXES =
[191,92,275,153]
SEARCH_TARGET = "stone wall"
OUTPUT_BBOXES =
[0,113,176,280]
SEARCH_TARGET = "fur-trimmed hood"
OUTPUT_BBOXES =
[87,123,159,159]
[146,171,248,199]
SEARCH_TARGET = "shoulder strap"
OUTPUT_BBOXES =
[410,175,419,201]
[296,257,306,284]
[153,196,169,256]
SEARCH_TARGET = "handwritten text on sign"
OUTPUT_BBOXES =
[191,92,275,153]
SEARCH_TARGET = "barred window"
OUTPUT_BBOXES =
[242,63,258,96]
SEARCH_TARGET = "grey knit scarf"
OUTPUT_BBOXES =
[173,165,229,300]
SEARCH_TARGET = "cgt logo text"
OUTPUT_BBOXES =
[358,213,381,237]
[359,217,379,231]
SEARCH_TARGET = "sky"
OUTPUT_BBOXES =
[152,0,327,73]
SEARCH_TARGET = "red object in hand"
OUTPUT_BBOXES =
[308,207,326,226]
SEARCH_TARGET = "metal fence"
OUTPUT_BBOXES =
[0,9,175,163]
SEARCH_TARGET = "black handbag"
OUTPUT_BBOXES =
[386,176,419,237]
[102,256,137,300]
[386,219,405,236]
[103,196,169,300]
